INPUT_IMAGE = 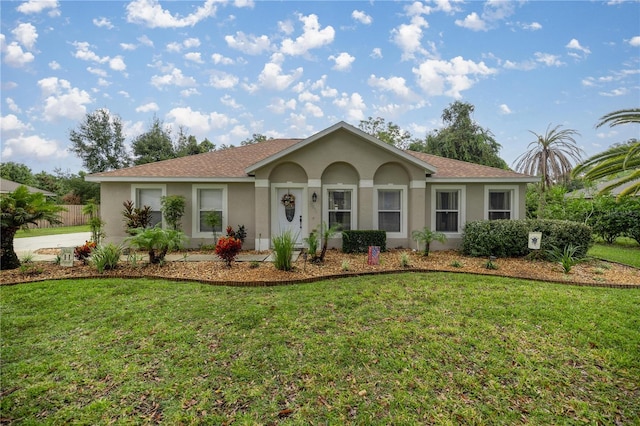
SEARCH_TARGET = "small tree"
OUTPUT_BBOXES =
[1,186,65,270]
[203,211,222,240]
[215,236,242,267]
[83,199,104,244]
[317,222,342,263]
[126,226,187,264]
[161,195,186,231]
[412,227,447,256]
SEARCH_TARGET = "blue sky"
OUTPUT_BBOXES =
[1,0,639,175]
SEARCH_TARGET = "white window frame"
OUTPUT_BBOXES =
[484,185,518,221]
[192,184,228,238]
[131,184,166,228]
[373,185,407,239]
[323,184,357,233]
[431,185,466,236]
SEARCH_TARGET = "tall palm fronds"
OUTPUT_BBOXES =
[513,124,584,191]
[573,108,640,197]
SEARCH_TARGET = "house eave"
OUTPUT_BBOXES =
[427,177,539,183]
[85,176,255,183]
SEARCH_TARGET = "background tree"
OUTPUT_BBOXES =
[1,186,64,270]
[513,124,583,192]
[240,133,271,146]
[358,117,414,149]
[174,127,216,156]
[0,162,34,185]
[572,108,640,197]
[132,116,176,165]
[410,102,508,169]
[69,109,130,173]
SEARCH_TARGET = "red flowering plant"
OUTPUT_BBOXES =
[215,236,242,267]
[74,240,97,264]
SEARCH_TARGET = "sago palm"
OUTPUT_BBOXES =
[572,108,640,197]
[513,124,584,191]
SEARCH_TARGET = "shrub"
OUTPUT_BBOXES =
[126,226,187,264]
[342,230,387,254]
[272,230,296,271]
[462,219,592,260]
[547,244,583,274]
[225,225,247,244]
[122,200,153,234]
[91,243,123,273]
[215,236,242,267]
[161,195,186,231]
[303,230,319,258]
[399,252,411,268]
[74,240,97,264]
[411,227,447,256]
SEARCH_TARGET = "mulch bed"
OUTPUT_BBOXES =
[1,249,638,288]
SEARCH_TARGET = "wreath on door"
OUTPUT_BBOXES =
[281,192,296,222]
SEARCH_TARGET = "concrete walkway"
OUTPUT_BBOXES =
[13,232,298,263]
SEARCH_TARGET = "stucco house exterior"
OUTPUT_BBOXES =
[86,121,537,251]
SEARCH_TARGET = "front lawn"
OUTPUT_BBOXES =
[589,238,640,268]
[14,225,90,238]
[2,274,638,424]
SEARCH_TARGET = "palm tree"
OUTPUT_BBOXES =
[572,108,640,197]
[1,186,64,270]
[513,124,584,192]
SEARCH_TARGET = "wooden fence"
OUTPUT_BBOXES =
[30,205,98,229]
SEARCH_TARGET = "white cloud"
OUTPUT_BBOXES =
[121,43,137,51]
[599,87,627,97]
[2,41,35,67]
[184,37,200,48]
[455,12,487,31]
[413,56,497,98]
[0,114,32,132]
[368,74,418,101]
[391,16,429,60]
[212,53,234,65]
[37,77,93,122]
[225,31,272,55]
[627,36,640,47]
[352,10,372,25]
[304,102,324,118]
[370,47,382,59]
[151,67,197,89]
[166,42,182,53]
[2,134,67,160]
[109,56,127,71]
[184,52,204,64]
[126,0,219,28]
[329,52,355,71]
[87,66,108,77]
[48,60,60,70]
[333,92,366,121]
[280,14,335,56]
[5,97,21,113]
[16,0,60,16]
[180,88,201,97]
[268,97,297,114]
[534,52,564,67]
[258,61,303,90]
[522,22,542,31]
[93,17,114,29]
[278,20,294,35]
[166,106,232,136]
[138,35,154,47]
[499,104,512,115]
[72,41,109,63]
[209,71,239,89]
[299,90,320,103]
[566,38,591,55]
[12,23,38,50]
[220,94,241,109]
[135,102,159,113]
[118,90,130,98]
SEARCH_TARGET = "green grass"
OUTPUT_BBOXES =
[15,225,90,238]
[589,238,640,268]
[2,274,638,424]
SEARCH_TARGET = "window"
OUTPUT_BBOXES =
[435,190,459,233]
[374,186,406,236]
[192,185,227,237]
[488,190,511,219]
[485,186,518,220]
[328,189,352,231]
[132,185,165,228]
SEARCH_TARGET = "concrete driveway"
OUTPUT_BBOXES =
[13,232,92,259]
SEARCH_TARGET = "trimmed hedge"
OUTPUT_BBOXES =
[461,219,593,260]
[342,230,387,253]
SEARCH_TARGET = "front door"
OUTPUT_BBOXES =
[275,187,304,246]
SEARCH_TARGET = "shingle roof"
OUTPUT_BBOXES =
[0,178,57,196]
[407,151,534,180]
[86,136,535,182]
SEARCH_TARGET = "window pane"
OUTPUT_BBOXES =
[329,190,351,210]
[199,189,222,210]
[436,211,458,232]
[489,191,510,210]
[436,191,458,210]
[378,190,400,210]
[489,211,510,220]
[329,211,351,231]
[138,188,162,210]
[200,211,222,233]
[379,212,400,232]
